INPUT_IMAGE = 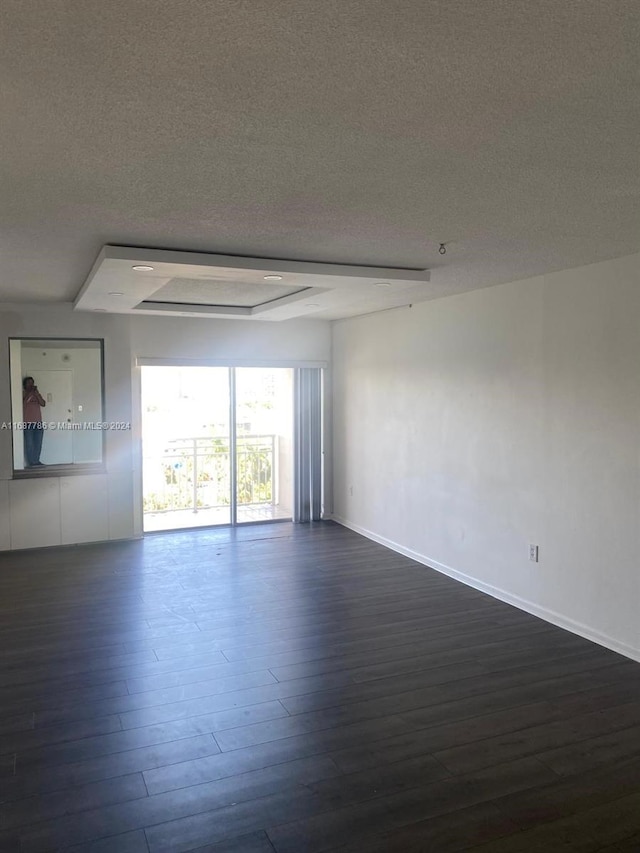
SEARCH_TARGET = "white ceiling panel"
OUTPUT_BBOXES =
[74,246,430,320]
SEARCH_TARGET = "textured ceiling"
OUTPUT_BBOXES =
[1,0,639,310]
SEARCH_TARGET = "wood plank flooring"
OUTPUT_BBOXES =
[0,521,639,852]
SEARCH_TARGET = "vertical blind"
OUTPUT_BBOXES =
[294,367,323,522]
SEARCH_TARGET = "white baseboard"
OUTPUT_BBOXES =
[331,514,640,665]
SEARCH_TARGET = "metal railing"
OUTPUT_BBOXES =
[143,434,277,514]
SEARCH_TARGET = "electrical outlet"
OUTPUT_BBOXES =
[529,544,539,562]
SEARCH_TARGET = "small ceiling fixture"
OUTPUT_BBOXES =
[132,264,154,272]
[108,291,124,296]
[374,281,391,287]
[438,243,447,255]
[263,274,283,281]
[305,303,320,308]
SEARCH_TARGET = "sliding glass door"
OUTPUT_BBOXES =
[235,368,294,524]
[141,366,294,532]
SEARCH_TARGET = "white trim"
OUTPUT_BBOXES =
[135,357,328,369]
[331,514,640,665]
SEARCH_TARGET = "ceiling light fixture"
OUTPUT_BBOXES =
[305,303,320,308]
[374,281,391,287]
[263,274,283,281]
[108,291,124,296]
[132,264,154,272]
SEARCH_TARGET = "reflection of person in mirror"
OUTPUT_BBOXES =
[23,376,46,467]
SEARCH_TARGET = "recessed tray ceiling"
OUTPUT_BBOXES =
[74,246,430,321]
[149,277,309,307]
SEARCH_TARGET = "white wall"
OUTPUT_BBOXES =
[332,253,640,661]
[131,314,330,365]
[0,305,330,550]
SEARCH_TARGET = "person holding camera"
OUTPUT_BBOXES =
[22,376,46,467]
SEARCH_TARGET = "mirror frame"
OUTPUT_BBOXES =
[9,337,107,478]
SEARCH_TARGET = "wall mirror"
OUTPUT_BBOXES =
[9,338,105,473]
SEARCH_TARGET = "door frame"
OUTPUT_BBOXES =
[137,359,326,533]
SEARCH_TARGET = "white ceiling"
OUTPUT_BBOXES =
[1,0,639,318]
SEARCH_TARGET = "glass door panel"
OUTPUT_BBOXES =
[142,366,231,531]
[235,368,293,524]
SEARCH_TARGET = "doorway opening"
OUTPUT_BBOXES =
[141,366,294,532]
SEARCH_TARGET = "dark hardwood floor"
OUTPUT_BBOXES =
[1,521,640,852]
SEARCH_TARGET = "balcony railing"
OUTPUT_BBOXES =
[143,434,277,515]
